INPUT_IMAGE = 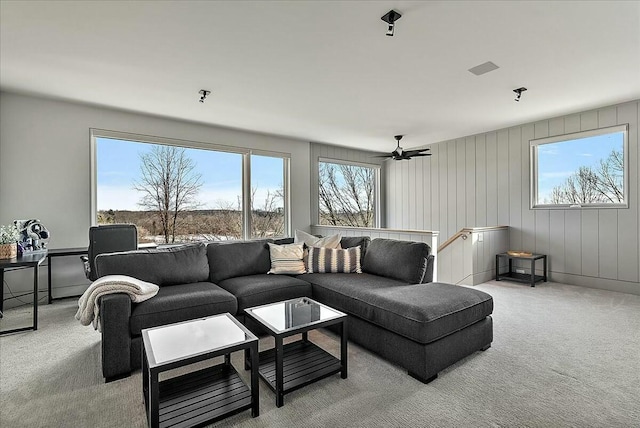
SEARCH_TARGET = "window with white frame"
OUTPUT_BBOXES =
[92,130,289,243]
[530,124,628,208]
[318,159,379,227]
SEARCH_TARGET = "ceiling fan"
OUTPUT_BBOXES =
[376,135,431,160]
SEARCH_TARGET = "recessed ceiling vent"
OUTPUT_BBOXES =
[468,61,500,76]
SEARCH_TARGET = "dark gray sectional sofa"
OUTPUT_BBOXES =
[95,236,493,384]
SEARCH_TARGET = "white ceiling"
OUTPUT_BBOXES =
[1,1,639,152]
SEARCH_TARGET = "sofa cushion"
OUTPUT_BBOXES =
[129,282,237,335]
[218,274,312,313]
[340,236,370,265]
[362,238,430,284]
[295,229,342,249]
[307,246,362,274]
[305,274,493,344]
[95,243,209,287]
[207,240,271,283]
[267,243,306,275]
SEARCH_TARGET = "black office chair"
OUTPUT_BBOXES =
[81,224,138,281]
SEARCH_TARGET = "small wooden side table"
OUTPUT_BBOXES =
[495,253,547,287]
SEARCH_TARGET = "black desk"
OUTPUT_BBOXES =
[47,247,88,303]
[0,252,47,335]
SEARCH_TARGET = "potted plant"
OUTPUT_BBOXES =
[0,224,20,259]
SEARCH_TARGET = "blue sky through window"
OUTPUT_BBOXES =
[537,132,624,202]
[96,138,282,211]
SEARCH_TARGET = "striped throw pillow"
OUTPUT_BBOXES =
[307,246,362,274]
[267,243,306,274]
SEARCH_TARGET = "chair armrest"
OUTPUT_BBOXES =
[100,293,132,380]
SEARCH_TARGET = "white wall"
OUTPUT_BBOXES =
[0,91,311,307]
[385,100,640,295]
[0,92,311,246]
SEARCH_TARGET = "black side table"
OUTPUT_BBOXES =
[0,251,47,335]
[496,253,547,287]
[47,247,88,303]
[142,314,259,428]
[244,298,347,408]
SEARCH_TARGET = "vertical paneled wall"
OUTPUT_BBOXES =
[385,100,640,295]
[310,142,386,227]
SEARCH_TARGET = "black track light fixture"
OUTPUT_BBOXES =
[381,10,402,36]
[199,89,211,103]
[513,87,527,102]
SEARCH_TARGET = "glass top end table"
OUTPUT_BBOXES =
[141,313,259,427]
[244,298,348,407]
[143,313,254,367]
[245,297,344,335]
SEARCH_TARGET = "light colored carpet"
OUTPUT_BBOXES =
[1,280,639,428]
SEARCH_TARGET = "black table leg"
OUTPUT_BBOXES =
[275,336,284,407]
[530,258,535,287]
[250,341,259,417]
[340,320,348,379]
[244,347,251,370]
[543,255,548,282]
[47,254,52,304]
[0,268,4,318]
[142,345,149,402]
[149,369,159,428]
[33,264,39,329]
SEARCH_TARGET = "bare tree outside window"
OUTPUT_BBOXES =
[251,187,285,238]
[96,135,290,243]
[133,145,203,243]
[319,162,376,227]
[548,150,624,204]
[533,125,627,208]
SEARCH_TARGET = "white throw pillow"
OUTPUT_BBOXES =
[267,243,307,274]
[294,229,342,249]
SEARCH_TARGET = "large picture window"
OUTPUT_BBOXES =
[318,159,379,227]
[530,124,628,208]
[92,130,289,243]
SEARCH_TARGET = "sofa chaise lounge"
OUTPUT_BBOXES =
[95,237,493,384]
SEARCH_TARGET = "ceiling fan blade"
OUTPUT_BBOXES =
[411,153,432,157]
[404,149,430,156]
[372,155,392,158]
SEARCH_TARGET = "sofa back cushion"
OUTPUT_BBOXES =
[340,236,370,265]
[95,243,210,287]
[207,240,271,283]
[362,238,431,284]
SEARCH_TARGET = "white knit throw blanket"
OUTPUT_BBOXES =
[75,275,159,331]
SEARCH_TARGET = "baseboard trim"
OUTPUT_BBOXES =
[547,272,640,296]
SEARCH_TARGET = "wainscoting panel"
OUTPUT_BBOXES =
[383,99,640,295]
